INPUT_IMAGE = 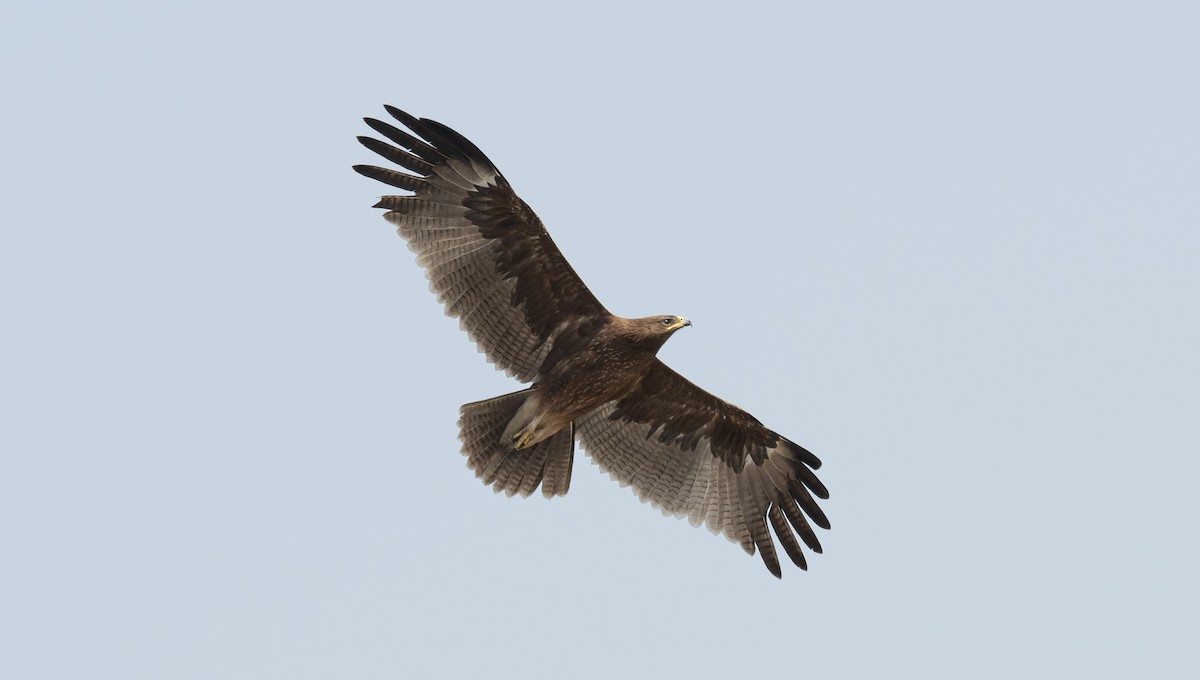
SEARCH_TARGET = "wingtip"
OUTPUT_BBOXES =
[765,558,783,579]
[781,436,822,469]
[812,514,831,532]
[385,104,417,127]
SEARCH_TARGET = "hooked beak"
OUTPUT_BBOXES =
[669,317,692,331]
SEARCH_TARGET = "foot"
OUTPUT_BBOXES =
[511,429,537,450]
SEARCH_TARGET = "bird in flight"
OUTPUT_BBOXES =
[354,107,830,577]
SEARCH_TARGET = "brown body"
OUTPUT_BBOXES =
[504,315,690,449]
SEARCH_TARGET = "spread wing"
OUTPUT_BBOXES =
[353,107,608,382]
[576,360,830,577]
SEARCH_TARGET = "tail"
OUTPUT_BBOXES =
[457,388,575,498]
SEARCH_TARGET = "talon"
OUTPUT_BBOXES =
[512,430,535,450]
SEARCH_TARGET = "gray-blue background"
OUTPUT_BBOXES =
[3,1,1197,677]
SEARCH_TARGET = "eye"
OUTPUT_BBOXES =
[662,317,673,326]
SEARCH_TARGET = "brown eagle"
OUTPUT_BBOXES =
[354,107,830,577]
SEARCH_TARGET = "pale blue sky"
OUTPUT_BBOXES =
[2,1,1198,678]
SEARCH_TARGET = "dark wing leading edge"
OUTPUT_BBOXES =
[576,360,830,577]
[353,107,608,382]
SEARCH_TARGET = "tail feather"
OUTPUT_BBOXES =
[540,423,574,497]
[457,389,575,498]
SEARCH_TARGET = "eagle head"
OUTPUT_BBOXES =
[655,315,692,333]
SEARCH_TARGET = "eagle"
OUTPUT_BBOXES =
[354,107,830,577]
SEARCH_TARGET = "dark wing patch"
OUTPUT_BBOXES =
[576,360,829,577]
[354,107,609,381]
